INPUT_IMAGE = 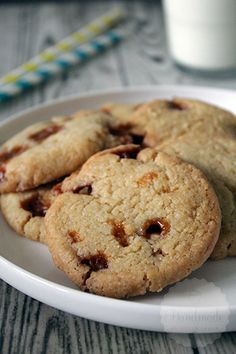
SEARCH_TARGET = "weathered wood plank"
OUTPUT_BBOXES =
[0,281,198,354]
[0,1,236,354]
[1,280,235,354]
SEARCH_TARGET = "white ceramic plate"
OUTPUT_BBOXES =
[0,85,236,333]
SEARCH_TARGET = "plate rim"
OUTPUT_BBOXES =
[1,84,236,128]
[1,247,234,312]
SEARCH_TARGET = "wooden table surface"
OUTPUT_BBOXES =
[0,1,236,353]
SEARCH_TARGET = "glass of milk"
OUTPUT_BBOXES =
[163,0,236,73]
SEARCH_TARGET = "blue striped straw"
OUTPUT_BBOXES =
[0,31,122,103]
[0,7,125,88]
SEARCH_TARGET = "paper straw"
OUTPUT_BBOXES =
[0,31,123,103]
[0,7,125,87]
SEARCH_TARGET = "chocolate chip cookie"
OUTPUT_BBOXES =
[158,133,236,259]
[130,98,236,146]
[0,179,62,243]
[0,111,134,193]
[101,102,141,124]
[45,145,221,298]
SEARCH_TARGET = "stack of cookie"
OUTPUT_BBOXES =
[0,98,235,298]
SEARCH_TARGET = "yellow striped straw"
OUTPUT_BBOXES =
[0,7,125,87]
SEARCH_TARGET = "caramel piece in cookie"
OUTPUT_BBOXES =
[0,111,134,193]
[101,103,146,146]
[46,145,220,298]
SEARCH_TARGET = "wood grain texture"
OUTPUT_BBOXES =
[0,1,236,353]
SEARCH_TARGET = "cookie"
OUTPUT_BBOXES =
[101,102,141,124]
[0,179,62,243]
[45,145,220,298]
[158,133,236,259]
[0,111,134,193]
[130,98,236,146]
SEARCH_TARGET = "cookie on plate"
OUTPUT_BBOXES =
[157,133,236,259]
[45,145,221,298]
[0,179,62,243]
[0,111,134,193]
[101,102,141,124]
[130,98,236,146]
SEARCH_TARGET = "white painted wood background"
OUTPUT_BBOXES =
[0,1,236,353]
